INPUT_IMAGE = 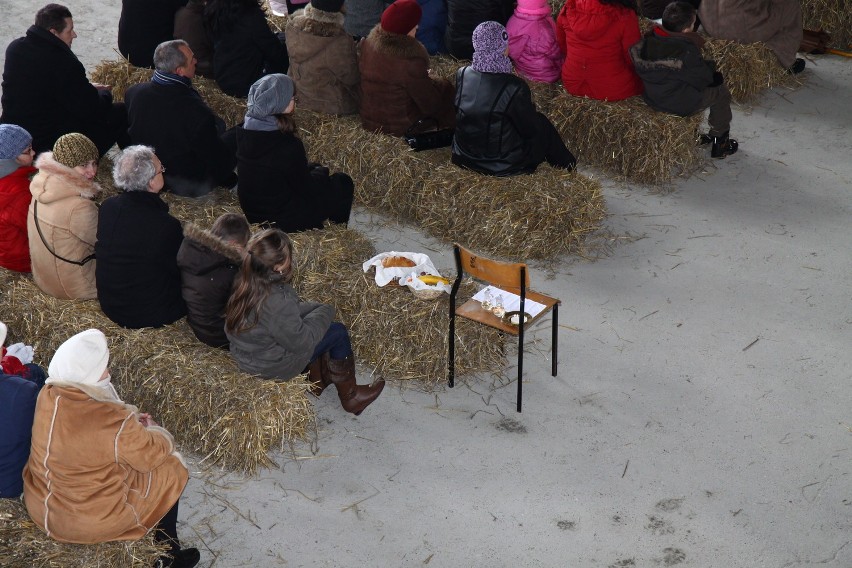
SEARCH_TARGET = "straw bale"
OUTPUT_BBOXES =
[802,0,852,49]
[0,498,166,568]
[262,0,289,33]
[0,277,314,474]
[548,93,704,185]
[702,38,801,103]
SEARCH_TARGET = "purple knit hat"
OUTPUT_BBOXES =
[471,21,513,74]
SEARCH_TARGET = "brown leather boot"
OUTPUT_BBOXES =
[326,356,384,416]
[305,356,330,397]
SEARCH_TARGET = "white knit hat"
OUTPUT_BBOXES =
[0,322,7,348]
[47,329,110,385]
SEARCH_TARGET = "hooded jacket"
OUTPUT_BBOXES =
[0,26,115,153]
[0,373,40,498]
[555,0,644,101]
[359,26,456,136]
[0,165,37,273]
[506,10,565,83]
[698,0,802,68]
[176,223,243,348]
[96,191,186,329]
[629,27,714,117]
[285,5,360,116]
[27,153,99,300]
[23,381,187,543]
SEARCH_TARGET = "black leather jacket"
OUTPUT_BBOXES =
[451,66,540,176]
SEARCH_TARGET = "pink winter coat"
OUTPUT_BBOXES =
[556,0,643,101]
[507,11,565,83]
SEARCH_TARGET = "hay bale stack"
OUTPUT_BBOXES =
[548,94,704,184]
[0,499,166,568]
[802,0,852,50]
[0,277,314,474]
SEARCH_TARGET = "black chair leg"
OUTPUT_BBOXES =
[517,326,523,413]
[552,304,558,377]
[448,313,455,388]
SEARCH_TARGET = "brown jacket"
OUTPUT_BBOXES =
[358,26,456,136]
[699,0,802,68]
[27,153,99,300]
[285,5,360,116]
[23,382,188,544]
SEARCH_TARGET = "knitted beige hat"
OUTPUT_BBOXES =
[53,133,99,168]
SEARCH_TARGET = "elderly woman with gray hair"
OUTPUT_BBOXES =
[236,73,354,233]
[95,145,187,329]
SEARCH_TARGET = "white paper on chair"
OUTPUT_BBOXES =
[471,286,547,319]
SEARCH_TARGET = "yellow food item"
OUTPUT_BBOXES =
[382,256,417,268]
[418,275,450,286]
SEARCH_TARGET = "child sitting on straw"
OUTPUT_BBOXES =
[225,228,384,415]
[177,213,250,349]
[0,124,36,273]
[629,1,738,158]
[506,0,564,83]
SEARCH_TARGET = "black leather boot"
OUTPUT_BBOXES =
[326,356,384,416]
[711,131,738,159]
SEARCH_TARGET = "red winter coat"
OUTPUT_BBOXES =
[555,0,643,101]
[0,166,37,272]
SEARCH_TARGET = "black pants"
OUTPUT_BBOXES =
[699,84,733,137]
[85,102,131,157]
[155,499,181,555]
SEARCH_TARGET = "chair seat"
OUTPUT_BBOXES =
[455,290,560,336]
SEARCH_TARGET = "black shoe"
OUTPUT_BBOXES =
[699,133,712,146]
[156,548,200,568]
[710,132,738,159]
[786,58,806,74]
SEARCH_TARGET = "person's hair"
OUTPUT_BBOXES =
[35,4,72,32]
[273,84,297,133]
[112,145,157,192]
[153,39,190,73]
[211,213,251,246]
[205,0,260,36]
[662,1,696,32]
[599,0,638,13]
[225,228,294,333]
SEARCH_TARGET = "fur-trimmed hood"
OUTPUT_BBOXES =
[30,152,101,204]
[365,25,430,60]
[288,4,346,37]
[178,222,244,275]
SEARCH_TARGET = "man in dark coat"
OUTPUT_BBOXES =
[125,40,238,197]
[118,0,188,68]
[0,4,130,155]
[629,1,737,158]
[445,0,514,60]
[96,146,187,329]
[176,215,249,348]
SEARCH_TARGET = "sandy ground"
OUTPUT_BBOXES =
[2,2,851,567]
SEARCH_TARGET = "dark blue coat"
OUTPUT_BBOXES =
[0,374,40,498]
[416,0,448,55]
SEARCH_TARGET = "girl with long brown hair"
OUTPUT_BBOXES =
[225,228,383,415]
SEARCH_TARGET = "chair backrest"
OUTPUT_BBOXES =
[454,244,530,292]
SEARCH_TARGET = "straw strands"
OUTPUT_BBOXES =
[0,498,167,568]
[701,38,801,103]
[802,0,852,50]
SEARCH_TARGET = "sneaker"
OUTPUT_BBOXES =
[786,58,806,74]
[155,547,200,568]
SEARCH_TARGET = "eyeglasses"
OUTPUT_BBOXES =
[153,165,166,177]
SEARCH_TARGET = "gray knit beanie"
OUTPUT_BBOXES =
[0,124,32,159]
[246,74,294,119]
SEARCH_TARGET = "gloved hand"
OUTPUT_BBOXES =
[6,343,34,364]
[710,72,724,87]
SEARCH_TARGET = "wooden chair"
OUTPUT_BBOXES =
[448,244,560,412]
